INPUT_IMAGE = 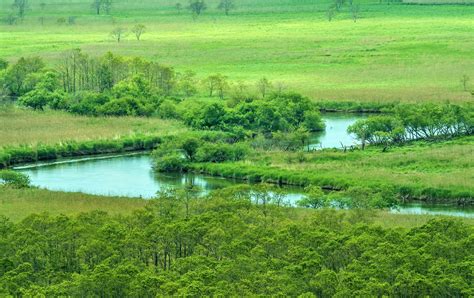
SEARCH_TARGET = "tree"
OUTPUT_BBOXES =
[176,2,183,13]
[218,0,235,16]
[0,58,8,70]
[351,4,360,23]
[178,71,198,97]
[111,27,126,43]
[2,56,45,97]
[92,0,102,15]
[257,77,272,98]
[460,74,469,91]
[203,74,226,97]
[132,24,146,41]
[327,7,335,22]
[188,0,206,19]
[102,0,112,14]
[13,0,28,19]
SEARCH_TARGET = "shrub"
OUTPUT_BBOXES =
[0,170,30,188]
[154,152,187,172]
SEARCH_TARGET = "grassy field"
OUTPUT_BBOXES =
[192,136,474,200]
[1,0,473,102]
[0,105,187,147]
[0,187,147,222]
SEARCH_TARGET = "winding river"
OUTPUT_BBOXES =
[15,114,474,218]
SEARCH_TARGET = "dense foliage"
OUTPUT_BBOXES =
[348,103,473,148]
[0,189,472,296]
[182,93,325,134]
[152,133,249,172]
[1,52,324,135]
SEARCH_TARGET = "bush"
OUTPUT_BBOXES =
[195,143,248,163]
[154,152,187,172]
[0,170,30,188]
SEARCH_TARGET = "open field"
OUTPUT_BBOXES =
[0,105,187,147]
[1,0,473,102]
[0,187,147,222]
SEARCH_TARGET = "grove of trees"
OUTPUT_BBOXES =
[0,186,472,296]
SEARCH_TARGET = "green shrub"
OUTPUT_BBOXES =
[0,170,30,188]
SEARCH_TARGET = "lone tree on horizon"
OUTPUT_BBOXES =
[13,0,28,19]
[132,24,146,40]
[92,0,112,15]
[218,0,235,16]
[111,27,126,42]
[188,0,206,19]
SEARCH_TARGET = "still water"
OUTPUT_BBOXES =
[17,154,474,218]
[310,113,367,149]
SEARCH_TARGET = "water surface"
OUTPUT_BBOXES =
[17,154,474,218]
[310,113,367,149]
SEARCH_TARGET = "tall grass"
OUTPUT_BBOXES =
[0,106,187,147]
[0,188,146,222]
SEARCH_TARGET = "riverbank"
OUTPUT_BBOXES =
[187,136,474,204]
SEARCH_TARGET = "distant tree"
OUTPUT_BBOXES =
[178,70,198,97]
[111,27,126,43]
[257,77,272,98]
[131,24,146,41]
[335,0,345,11]
[176,2,183,13]
[4,14,18,25]
[68,16,77,25]
[218,0,235,16]
[203,74,228,97]
[12,0,28,19]
[460,74,469,91]
[92,0,101,15]
[57,17,66,25]
[327,7,335,22]
[102,0,112,14]
[188,0,206,19]
[351,4,360,23]
[39,2,46,25]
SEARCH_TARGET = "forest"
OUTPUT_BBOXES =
[1,0,473,296]
[1,189,473,297]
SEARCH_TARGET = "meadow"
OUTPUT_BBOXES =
[0,105,187,146]
[1,0,473,102]
[190,136,474,202]
[0,187,146,222]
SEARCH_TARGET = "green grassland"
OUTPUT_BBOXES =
[1,0,473,102]
[0,187,146,222]
[190,136,474,201]
[0,105,187,147]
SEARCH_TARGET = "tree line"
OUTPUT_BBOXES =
[0,52,325,138]
[0,185,472,296]
[348,103,473,149]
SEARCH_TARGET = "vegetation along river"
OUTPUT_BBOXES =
[15,113,473,218]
